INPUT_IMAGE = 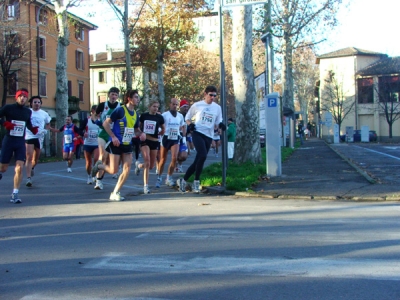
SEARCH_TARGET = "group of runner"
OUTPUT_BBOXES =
[0,85,225,203]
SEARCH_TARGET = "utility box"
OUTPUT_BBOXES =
[345,126,354,142]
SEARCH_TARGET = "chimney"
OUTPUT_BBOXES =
[92,53,96,62]
[107,48,113,61]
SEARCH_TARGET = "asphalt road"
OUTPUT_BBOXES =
[1,153,400,299]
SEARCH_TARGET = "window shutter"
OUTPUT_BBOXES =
[15,1,19,19]
[75,50,78,69]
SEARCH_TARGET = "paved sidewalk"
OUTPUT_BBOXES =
[249,138,400,201]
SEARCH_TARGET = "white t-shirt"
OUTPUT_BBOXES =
[25,109,52,140]
[185,100,223,139]
[162,111,184,140]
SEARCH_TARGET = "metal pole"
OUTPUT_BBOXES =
[218,1,227,188]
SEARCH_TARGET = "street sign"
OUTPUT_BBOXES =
[222,0,266,7]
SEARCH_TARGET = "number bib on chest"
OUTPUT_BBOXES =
[168,128,179,140]
[201,112,215,128]
[122,127,135,143]
[143,120,157,134]
[64,134,73,144]
[87,130,98,142]
[10,120,25,137]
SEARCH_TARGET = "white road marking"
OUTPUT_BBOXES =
[21,295,170,300]
[136,229,238,239]
[85,253,400,280]
[354,146,400,160]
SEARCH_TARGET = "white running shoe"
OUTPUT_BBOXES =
[91,160,102,177]
[165,178,175,186]
[135,161,141,175]
[155,177,162,188]
[87,175,93,185]
[177,165,184,173]
[155,168,159,175]
[10,193,22,204]
[177,178,186,193]
[109,191,125,201]
[26,178,32,187]
[193,180,200,194]
[67,167,72,173]
[94,179,103,190]
[144,185,150,194]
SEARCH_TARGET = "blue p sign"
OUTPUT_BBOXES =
[268,98,277,107]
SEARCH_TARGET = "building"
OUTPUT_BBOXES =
[317,47,400,141]
[89,47,156,109]
[0,0,97,117]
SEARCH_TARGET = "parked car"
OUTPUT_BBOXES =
[340,130,378,142]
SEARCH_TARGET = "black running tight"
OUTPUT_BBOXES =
[183,131,212,181]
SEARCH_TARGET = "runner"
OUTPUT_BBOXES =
[25,95,51,187]
[0,88,38,203]
[177,86,225,194]
[91,89,145,201]
[156,98,185,188]
[93,87,121,190]
[134,100,165,194]
[79,105,100,184]
[50,115,82,173]
[176,99,190,173]
[211,128,221,157]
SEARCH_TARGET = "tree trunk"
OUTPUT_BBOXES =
[282,33,294,111]
[54,2,70,156]
[231,6,261,164]
[123,0,132,91]
[157,51,165,112]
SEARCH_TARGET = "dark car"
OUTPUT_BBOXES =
[340,130,378,142]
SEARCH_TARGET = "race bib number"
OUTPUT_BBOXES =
[143,120,157,134]
[64,134,73,144]
[200,112,214,128]
[122,127,135,143]
[168,128,179,140]
[10,120,25,137]
[87,130,98,142]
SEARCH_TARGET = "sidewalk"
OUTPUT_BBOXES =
[248,138,400,201]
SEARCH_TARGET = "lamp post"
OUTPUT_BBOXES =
[36,0,51,95]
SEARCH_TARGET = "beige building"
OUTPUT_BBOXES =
[317,47,400,141]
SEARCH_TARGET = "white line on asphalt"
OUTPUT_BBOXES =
[21,295,170,300]
[354,146,400,160]
[84,253,400,280]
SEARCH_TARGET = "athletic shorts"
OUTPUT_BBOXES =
[106,143,133,155]
[83,145,98,153]
[140,139,160,151]
[63,143,74,153]
[26,138,41,149]
[187,136,193,143]
[161,136,179,150]
[179,142,188,153]
[0,136,26,163]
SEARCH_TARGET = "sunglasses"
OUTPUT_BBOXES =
[208,93,217,97]
[33,101,41,104]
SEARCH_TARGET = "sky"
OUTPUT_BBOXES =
[70,0,400,57]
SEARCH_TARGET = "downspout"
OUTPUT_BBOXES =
[354,55,358,129]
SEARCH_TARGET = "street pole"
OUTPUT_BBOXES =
[36,1,51,95]
[218,0,228,188]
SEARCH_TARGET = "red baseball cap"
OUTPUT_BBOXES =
[180,99,189,107]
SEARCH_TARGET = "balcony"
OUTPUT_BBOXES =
[68,96,81,114]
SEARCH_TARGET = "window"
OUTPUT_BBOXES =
[7,71,17,95]
[37,36,46,59]
[35,7,48,24]
[39,73,47,97]
[75,50,84,70]
[75,26,84,41]
[121,70,126,82]
[78,81,84,102]
[68,80,72,97]
[99,71,106,83]
[6,0,19,20]
[378,76,400,102]
[357,78,374,104]
[5,32,21,56]
[210,31,216,41]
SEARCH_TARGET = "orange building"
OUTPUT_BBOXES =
[0,0,97,119]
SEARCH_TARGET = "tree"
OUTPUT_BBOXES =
[105,0,146,91]
[292,44,319,123]
[52,0,82,154]
[321,70,354,133]
[130,0,206,112]
[0,1,29,107]
[375,77,400,139]
[231,6,261,164]
[267,0,343,111]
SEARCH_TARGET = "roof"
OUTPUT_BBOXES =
[357,56,400,76]
[317,47,387,59]
[90,51,126,66]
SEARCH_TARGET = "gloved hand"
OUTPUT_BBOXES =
[219,122,226,131]
[3,121,15,130]
[188,123,196,133]
[31,126,39,135]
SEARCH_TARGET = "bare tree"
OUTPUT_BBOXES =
[231,6,261,164]
[374,77,400,138]
[321,70,354,133]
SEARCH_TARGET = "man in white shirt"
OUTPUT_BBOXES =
[25,96,51,187]
[177,86,225,194]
